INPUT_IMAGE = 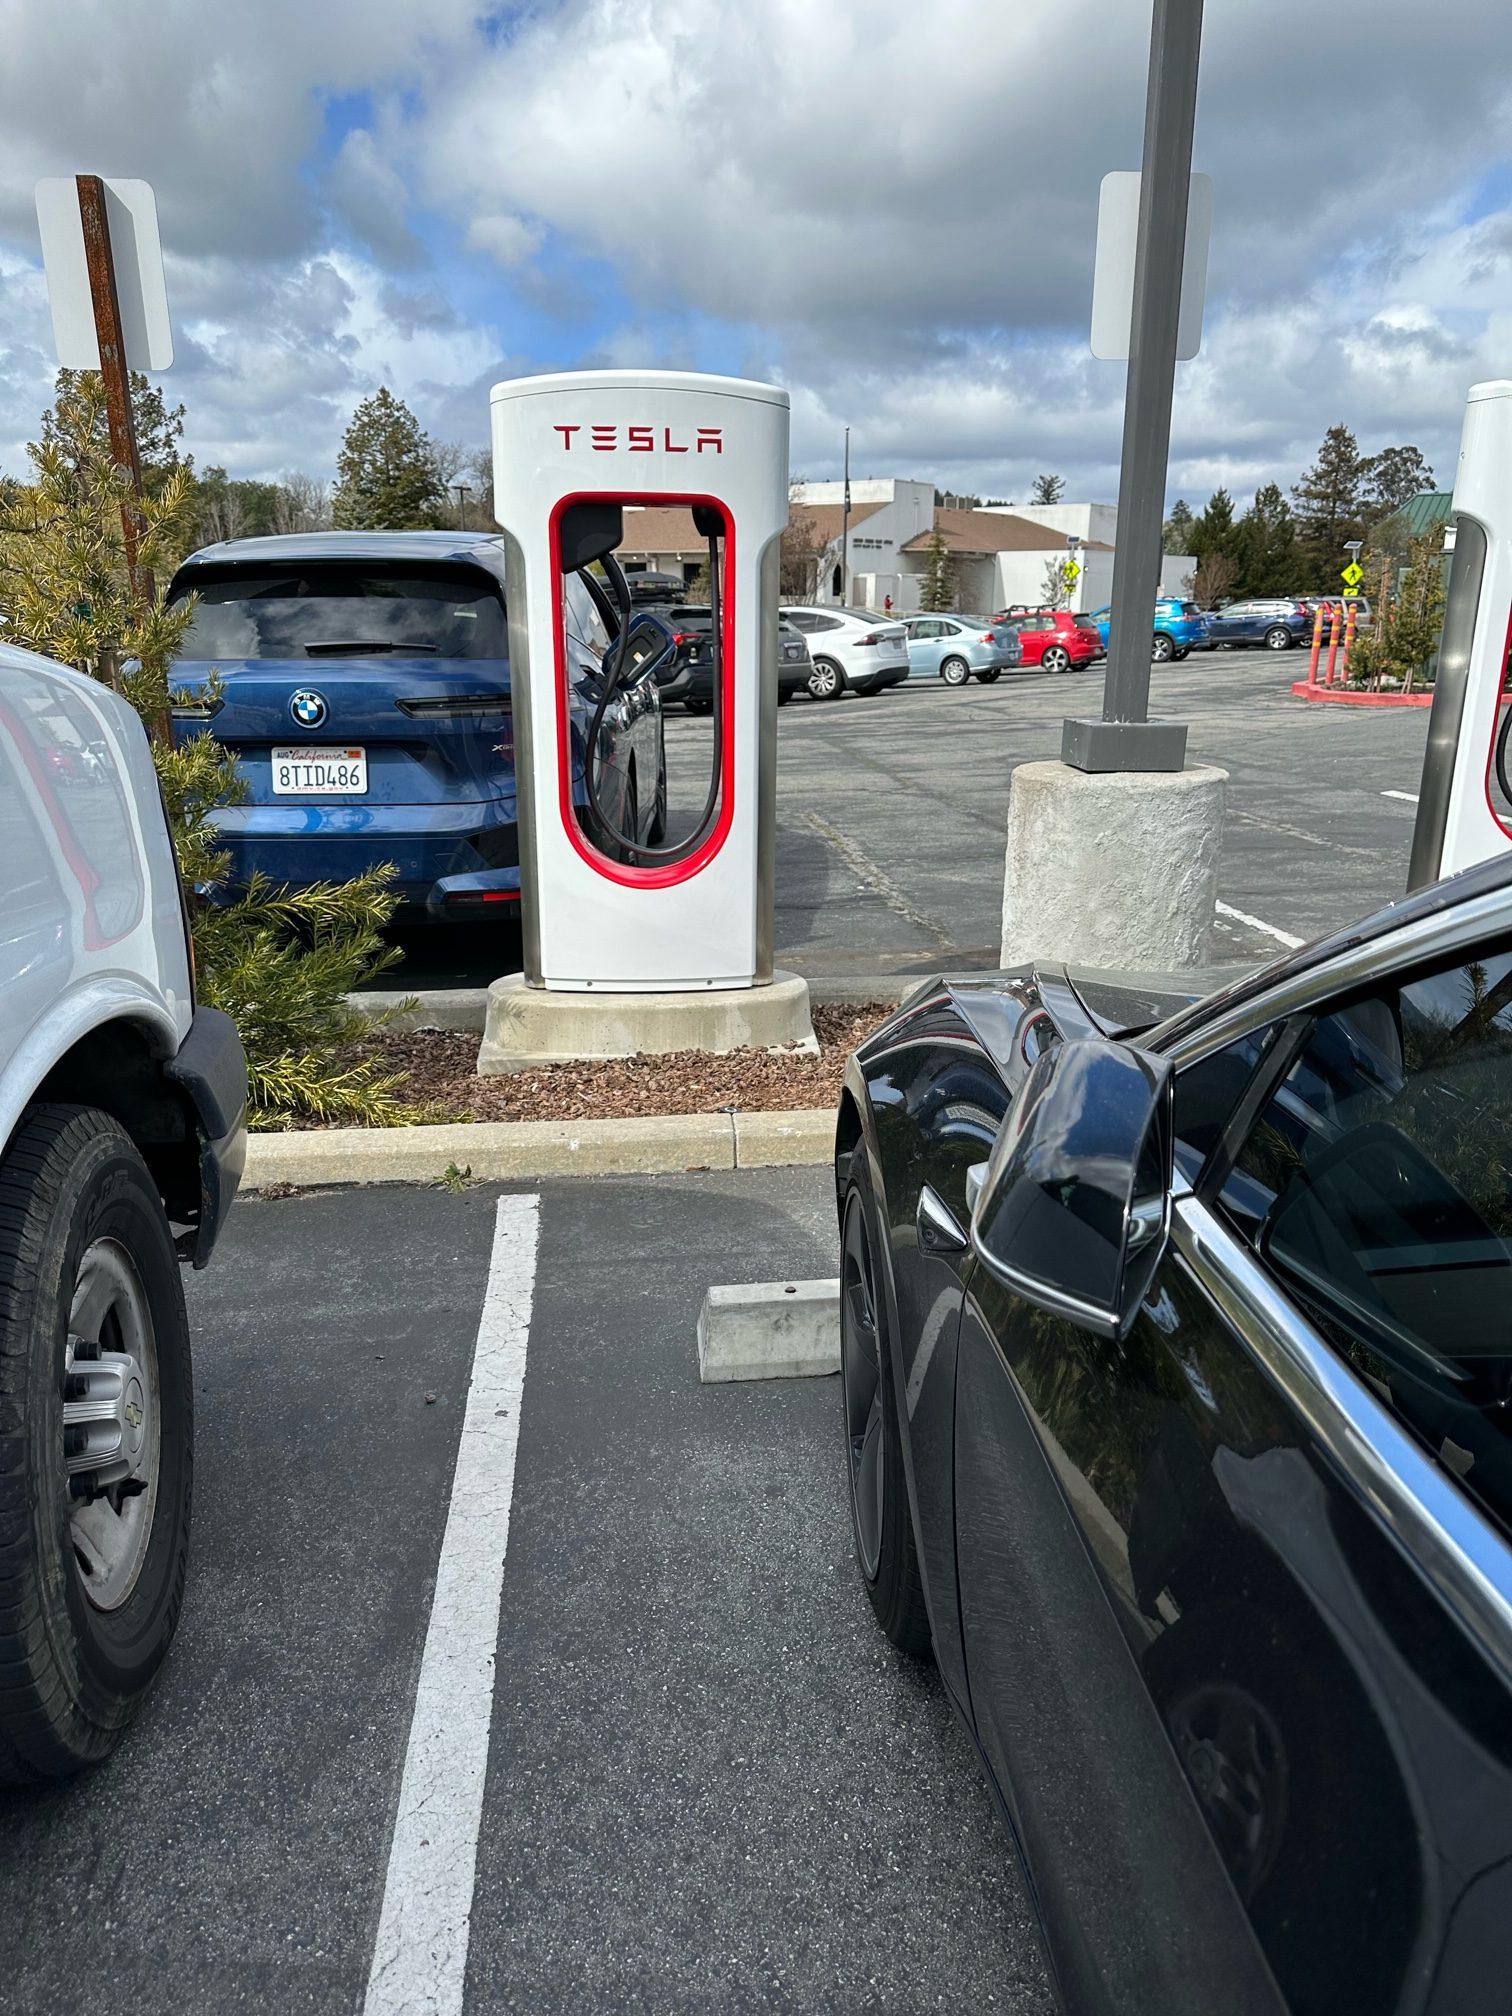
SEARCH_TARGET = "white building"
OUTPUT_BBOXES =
[616,478,1195,614]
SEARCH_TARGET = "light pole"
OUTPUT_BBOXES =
[840,426,851,606]
[1064,0,1204,773]
[453,483,471,529]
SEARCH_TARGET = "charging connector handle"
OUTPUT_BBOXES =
[580,530,725,865]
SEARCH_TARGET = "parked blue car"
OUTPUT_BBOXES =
[902,613,1023,685]
[1089,596,1211,662]
[167,532,667,921]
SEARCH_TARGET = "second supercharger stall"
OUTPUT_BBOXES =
[491,368,789,991]
[1410,380,1512,888]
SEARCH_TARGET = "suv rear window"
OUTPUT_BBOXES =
[172,564,507,660]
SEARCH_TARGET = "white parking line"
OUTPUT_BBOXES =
[1382,789,1420,804]
[1215,901,1304,950]
[364,1192,541,2016]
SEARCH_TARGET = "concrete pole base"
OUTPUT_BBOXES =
[477,970,818,1076]
[1000,759,1227,970]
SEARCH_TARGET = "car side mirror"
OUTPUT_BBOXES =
[970,1037,1173,1339]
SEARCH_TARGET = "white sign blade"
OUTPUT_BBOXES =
[1090,169,1211,363]
[35,177,173,372]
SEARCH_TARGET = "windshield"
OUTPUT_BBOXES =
[172,564,507,659]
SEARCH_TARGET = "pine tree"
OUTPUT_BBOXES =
[1292,424,1365,585]
[1030,472,1065,505]
[1163,498,1195,554]
[0,372,418,1127]
[1360,444,1435,525]
[331,386,445,530]
[39,367,190,503]
[920,529,957,611]
[1190,487,1238,561]
[1234,483,1300,596]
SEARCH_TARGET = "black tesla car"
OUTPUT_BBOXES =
[836,853,1512,2016]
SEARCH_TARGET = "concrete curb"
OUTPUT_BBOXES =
[1289,679,1432,709]
[697,1280,841,1382]
[346,973,922,1033]
[243,1104,836,1191]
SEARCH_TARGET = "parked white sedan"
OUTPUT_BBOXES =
[780,606,910,700]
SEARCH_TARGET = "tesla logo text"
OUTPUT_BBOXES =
[552,424,723,454]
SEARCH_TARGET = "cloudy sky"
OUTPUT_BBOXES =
[0,0,1508,510]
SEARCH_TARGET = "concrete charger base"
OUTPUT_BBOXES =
[1000,759,1228,971]
[477,969,818,1076]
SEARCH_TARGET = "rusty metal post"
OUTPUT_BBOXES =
[76,174,168,746]
[1341,600,1358,683]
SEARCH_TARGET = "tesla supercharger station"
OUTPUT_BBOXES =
[1410,380,1512,888]
[482,369,812,1070]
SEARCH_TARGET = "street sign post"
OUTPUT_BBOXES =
[1064,0,1205,775]
[34,174,173,740]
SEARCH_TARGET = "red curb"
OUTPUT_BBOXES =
[1289,680,1433,709]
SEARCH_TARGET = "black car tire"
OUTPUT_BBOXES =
[1173,648,1190,661]
[1264,626,1293,651]
[684,695,713,714]
[646,761,668,845]
[1152,632,1176,662]
[777,689,792,706]
[1042,644,1071,674]
[0,1106,193,1784]
[977,669,1002,683]
[809,657,846,701]
[840,1167,932,1660]
[940,656,970,686]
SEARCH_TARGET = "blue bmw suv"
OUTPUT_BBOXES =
[167,532,667,920]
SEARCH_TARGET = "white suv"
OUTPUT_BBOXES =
[781,605,911,700]
[0,643,247,1781]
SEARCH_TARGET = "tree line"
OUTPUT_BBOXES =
[0,372,496,563]
[1162,425,1435,603]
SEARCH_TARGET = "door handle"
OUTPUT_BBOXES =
[916,1184,968,1255]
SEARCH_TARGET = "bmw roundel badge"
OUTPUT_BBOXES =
[289,688,328,730]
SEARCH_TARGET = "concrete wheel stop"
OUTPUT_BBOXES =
[477,969,817,1075]
[697,1280,840,1382]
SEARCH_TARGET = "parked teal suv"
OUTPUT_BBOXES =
[1090,596,1211,662]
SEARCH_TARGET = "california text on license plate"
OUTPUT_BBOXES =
[270,746,368,795]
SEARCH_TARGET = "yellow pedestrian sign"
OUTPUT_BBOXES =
[1061,560,1081,588]
[1340,561,1364,589]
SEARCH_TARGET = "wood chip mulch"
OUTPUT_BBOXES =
[350,1001,893,1126]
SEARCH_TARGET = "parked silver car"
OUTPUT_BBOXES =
[903,613,1023,685]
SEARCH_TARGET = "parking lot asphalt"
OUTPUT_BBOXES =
[374,652,1431,990]
[0,1170,1053,2016]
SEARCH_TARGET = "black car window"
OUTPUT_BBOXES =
[174,564,507,659]
[1222,947,1512,1542]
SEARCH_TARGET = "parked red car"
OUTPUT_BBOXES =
[990,607,1103,674]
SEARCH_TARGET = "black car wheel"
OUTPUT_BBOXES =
[977,669,1002,683]
[1173,647,1190,661]
[940,656,970,687]
[840,1172,931,1658]
[1264,626,1294,651]
[809,657,845,701]
[0,1107,193,1783]
[1042,644,1071,674]
[684,695,713,714]
[646,761,668,844]
[1152,632,1176,662]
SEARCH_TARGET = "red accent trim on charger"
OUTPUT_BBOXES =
[549,490,736,890]
[1478,602,1512,839]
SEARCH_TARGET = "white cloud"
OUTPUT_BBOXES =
[0,0,1508,502]
[467,213,544,267]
